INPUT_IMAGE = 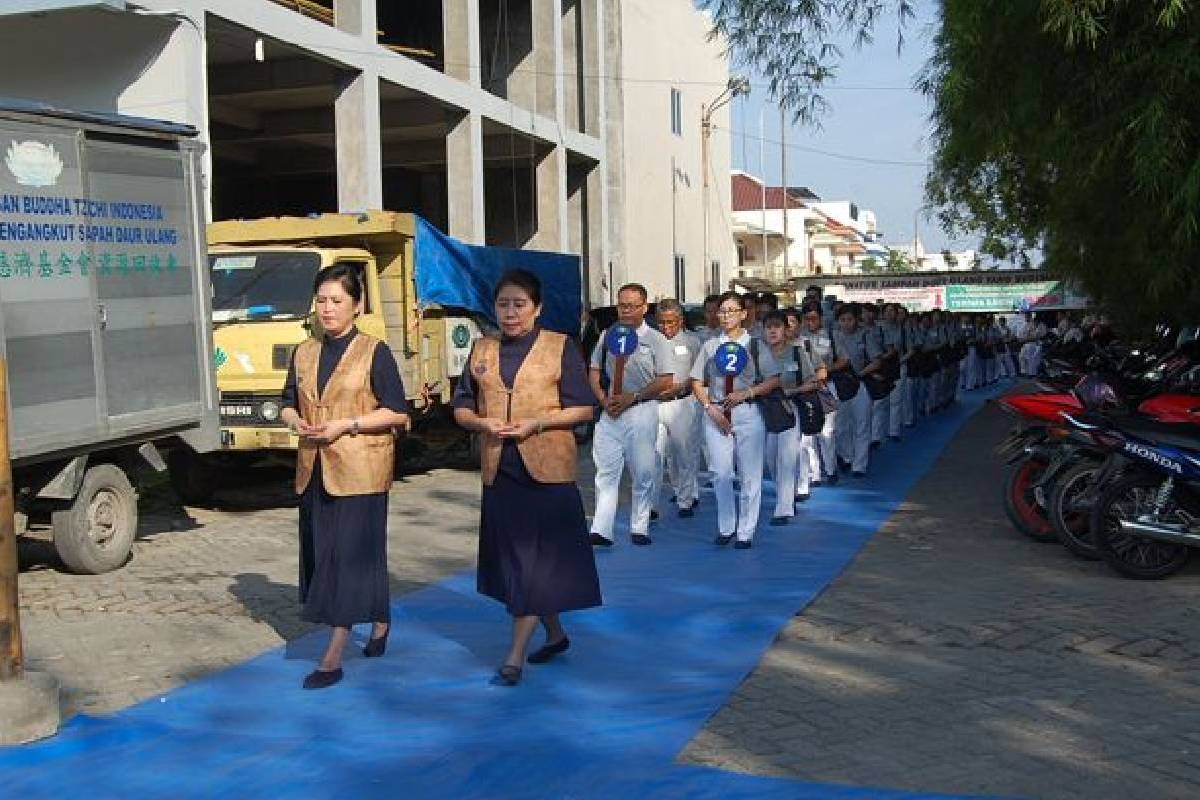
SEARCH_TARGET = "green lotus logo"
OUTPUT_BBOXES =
[213,346,228,369]
[451,324,471,348]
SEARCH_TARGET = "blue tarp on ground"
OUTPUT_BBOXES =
[0,388,1008,799]
[413,217,582,335]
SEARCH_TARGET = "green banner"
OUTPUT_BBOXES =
[944,281,1087,312]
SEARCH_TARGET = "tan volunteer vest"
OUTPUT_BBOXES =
[469,330,577,487]
[294,332,395,496]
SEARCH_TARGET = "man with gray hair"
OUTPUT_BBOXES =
[651,299,703,518]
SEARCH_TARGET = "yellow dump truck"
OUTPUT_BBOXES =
[167,211,483,503]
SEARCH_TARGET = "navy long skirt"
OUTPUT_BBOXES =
[299,459,391,627]
[477,448,602,617]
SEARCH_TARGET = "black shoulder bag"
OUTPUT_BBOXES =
[828,332,861,402]
[861,331,896,401]
[792,342,825,435]
[748,338,796,434]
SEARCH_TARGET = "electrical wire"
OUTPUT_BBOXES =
[719,124,928,168]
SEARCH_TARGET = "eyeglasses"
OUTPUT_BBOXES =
[716,308,743,316]
[617,302,645,312]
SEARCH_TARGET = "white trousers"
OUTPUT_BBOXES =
[703,403,766,541]
[835,383,872,473]
[764,425,800,519]
[871,391,891,444]
[591,400,659,540]
[1000,350,1016,378]
[803,406,838,481]
[653,396,701,511]
[1019,343,1042,376]
[961,348,978,390]
[889,364,910,435]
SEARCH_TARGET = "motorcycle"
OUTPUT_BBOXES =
[1087,415,1200,579]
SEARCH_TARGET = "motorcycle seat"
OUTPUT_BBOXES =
[1116,416,1200,452]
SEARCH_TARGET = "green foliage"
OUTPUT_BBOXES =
[699,0,913,124]
[923,0,1200,327]
[886,249,915,272]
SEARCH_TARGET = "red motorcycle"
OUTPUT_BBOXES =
[997,387,1200,546]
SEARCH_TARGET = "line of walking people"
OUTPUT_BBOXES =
[587,284,1021,551]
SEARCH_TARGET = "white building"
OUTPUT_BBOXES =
[889,240,980,272]
[0,0,728,308]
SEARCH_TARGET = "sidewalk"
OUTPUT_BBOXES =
[3,389,1001,798]
[683,394,1200,799]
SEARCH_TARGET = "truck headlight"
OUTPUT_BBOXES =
[260,400,281,421]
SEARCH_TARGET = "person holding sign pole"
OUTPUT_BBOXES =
[689,292,782,549]
[588,284,675,547]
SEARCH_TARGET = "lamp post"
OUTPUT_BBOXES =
[702,76,750,294]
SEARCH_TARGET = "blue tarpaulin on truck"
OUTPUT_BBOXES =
[413,217,582,335]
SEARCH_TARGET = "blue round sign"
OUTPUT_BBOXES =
[714,342,749,376]
[606,324,640,357]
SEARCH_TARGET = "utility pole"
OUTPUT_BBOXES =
[759,105,767,280]
[0,357,60,744]
[780,105,789,284]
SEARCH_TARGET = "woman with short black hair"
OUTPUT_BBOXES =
[280,263,411,690]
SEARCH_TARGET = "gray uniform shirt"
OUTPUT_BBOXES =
[799,328,834,369]
[690,332,782,401]
[922,324,943,351]
[664,330,703,389]
[880,321,905,354]
[772,342,817,392]
[590,321,674,394]
[832,326,884,374]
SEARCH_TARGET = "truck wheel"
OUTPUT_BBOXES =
[51,464,139,574]
[167,448,217,506]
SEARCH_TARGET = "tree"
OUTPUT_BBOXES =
[922,0,1200,327]
[885,249,915,272]
[700,1,913,124]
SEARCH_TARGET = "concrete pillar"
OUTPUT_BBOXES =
[507,1,537,109]
[581,0,601,136]
[444,0,481,86]
[334,0,376,39]
[447,111,486,244]
[334,1,383,212]
[334,71,383,212]
[531,146,569,251]
[585,162,605,306]
[533,0,562,120]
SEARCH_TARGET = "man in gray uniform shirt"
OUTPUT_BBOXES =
[588,283,675,547]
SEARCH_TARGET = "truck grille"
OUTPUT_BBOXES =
[219,394,286,428]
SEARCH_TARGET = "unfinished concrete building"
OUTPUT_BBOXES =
[0,0,734,306]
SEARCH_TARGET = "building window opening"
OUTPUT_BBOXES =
[673,254,686,301]
[670,88,683,136]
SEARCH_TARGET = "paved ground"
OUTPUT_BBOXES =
[680,398,1200,799]
[16,399,1200,799]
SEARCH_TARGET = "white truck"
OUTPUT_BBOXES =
[0,98,218,573]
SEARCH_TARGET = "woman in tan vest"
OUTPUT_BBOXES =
[279,264,410,690]
[452,269,601,686]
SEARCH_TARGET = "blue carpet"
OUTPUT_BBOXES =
[2,387,1010,799]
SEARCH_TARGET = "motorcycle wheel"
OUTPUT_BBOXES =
[1091,473,1193,580]
[1048,460,1101,560]
[1003,454,1057,542]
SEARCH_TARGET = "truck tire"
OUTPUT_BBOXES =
[167,448,217,506]
[51,464,139,574]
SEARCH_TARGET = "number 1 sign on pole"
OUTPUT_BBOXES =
[606,325,639,401]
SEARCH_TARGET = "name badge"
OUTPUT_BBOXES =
[674,345,690,356]
[639,344,652,355]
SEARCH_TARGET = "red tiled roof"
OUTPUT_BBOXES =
[731,173,818,211]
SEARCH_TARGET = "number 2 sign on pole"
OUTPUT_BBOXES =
[605,324,639,399]
[714,342,749,423]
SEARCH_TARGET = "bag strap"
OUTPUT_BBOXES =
[749,337,762,386]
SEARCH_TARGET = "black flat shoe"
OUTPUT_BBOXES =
[734,539,753,550]
[302,667,343,690]
[715,533,734,546]
[851,470,867,478]
[527,636,570,665]
[769,516,792,527]
[795,493,811,503]
[363,628,389,658]
[492,664,522,686]
[631,533,652,546]
[589,533,613,547]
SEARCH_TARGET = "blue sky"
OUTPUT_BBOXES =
[724,1,972,254]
